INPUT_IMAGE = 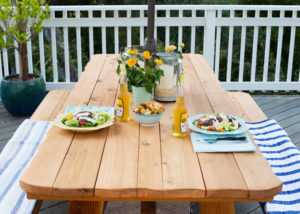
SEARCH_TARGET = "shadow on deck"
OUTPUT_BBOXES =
[1,95,300,214]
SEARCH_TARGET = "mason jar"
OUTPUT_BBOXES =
[154,52,182,102]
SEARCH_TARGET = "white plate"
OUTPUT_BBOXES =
[187,114,248,135]
[53,111,114,132]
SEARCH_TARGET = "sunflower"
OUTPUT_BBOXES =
[127,49,138,55]
[156,58,163,65]
[143,51,151,60]
[127,58,137,67]
[165,45,177,52]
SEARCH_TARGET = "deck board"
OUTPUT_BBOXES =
[1,95,300,214]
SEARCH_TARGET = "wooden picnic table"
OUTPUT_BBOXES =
[20,54,282,214]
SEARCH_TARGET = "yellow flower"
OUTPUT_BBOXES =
[127,49,138,55]
[165,45,177,52]
[156,58,163,65]
[143,51,151,60]
[180,43,185,48]
[127,58,137,67]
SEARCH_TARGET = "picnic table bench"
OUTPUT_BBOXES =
[19,54,282,214]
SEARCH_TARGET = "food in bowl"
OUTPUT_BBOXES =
[192,113,241,132]
[62,111,111,127]
[133,102,165,126]
[134,102,164,115]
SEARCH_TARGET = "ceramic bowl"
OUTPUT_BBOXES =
[133,110,165,126]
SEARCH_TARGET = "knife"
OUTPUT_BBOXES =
[196,136,247,144]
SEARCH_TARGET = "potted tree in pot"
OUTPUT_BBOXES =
[0,0,50,116]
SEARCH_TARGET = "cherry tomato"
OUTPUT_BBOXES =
[219,128,224,132]
[209,126,216,131]
[79,122,86,126]
[196,123,200,128]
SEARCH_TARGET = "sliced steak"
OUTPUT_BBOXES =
[197,118,214,126]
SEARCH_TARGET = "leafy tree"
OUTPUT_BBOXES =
[0,0,50,80]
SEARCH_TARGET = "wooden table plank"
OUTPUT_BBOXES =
[31,89,71,121]
[184,55,248,199]
[229,92,282,199]
[53,55,119,198]
[190,54,282,200]
[138,123,163,198]
[20,55,107,196]
[159,56,206,199]
[95,72,140,199]
[49,89,72,121]
[160,103,205,199]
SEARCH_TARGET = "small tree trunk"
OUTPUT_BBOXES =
[21,43,28,81]
[18,49,23,80]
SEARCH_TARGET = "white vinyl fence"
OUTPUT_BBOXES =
[0,5,300,91]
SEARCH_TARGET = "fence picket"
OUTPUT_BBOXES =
[190,10,196,54]
[140,10,144,46]
[275,10,285,83]
[127,10,131,47]
[238,10,247,82]
[178,10,183,50]
[287,10,296,82]
[263,10,272,82]
[26,40,33,74]
[2,36,9,76]
[250,10,260,83]
[2,52,8,76]
[50,11,58,82]
[102,10,107,54]
[203,9,216,69]
[75,10,82,78]
[114,10,119,54]
[165,10,170,46]
[14,40,19,74]
[38,31,45,79]
[89,10,94,56]
[63,11,70,82]
[214,10,222,78]
[226,10,234,82]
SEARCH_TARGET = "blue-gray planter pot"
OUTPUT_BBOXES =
[132,86,151,106]
[1,74,46,116]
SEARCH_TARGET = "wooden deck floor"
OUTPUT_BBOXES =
[1,95,299,214]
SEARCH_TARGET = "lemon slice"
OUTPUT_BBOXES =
[179,72,185,86]
[120,63,126,75]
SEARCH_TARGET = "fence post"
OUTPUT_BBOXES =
[203,10,216,69]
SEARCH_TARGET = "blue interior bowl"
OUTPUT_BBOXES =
[133,110,165,126]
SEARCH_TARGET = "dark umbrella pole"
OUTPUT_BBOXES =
[144,0,157,53]
[141,1,157,212]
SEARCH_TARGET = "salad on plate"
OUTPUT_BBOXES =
[54,109,114,132]
[192,113,241,132]
[62,111,111,127]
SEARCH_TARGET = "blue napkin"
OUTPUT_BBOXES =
[190,132,256,153]
[65,106,115,115]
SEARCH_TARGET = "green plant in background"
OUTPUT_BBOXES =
[117,49,164,94]
[0,0,50,80]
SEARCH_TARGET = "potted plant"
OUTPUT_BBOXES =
[0,0,50,116]
[117,49,164,106]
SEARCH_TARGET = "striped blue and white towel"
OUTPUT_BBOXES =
[0,119,51,214]
[247,119,300,214]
